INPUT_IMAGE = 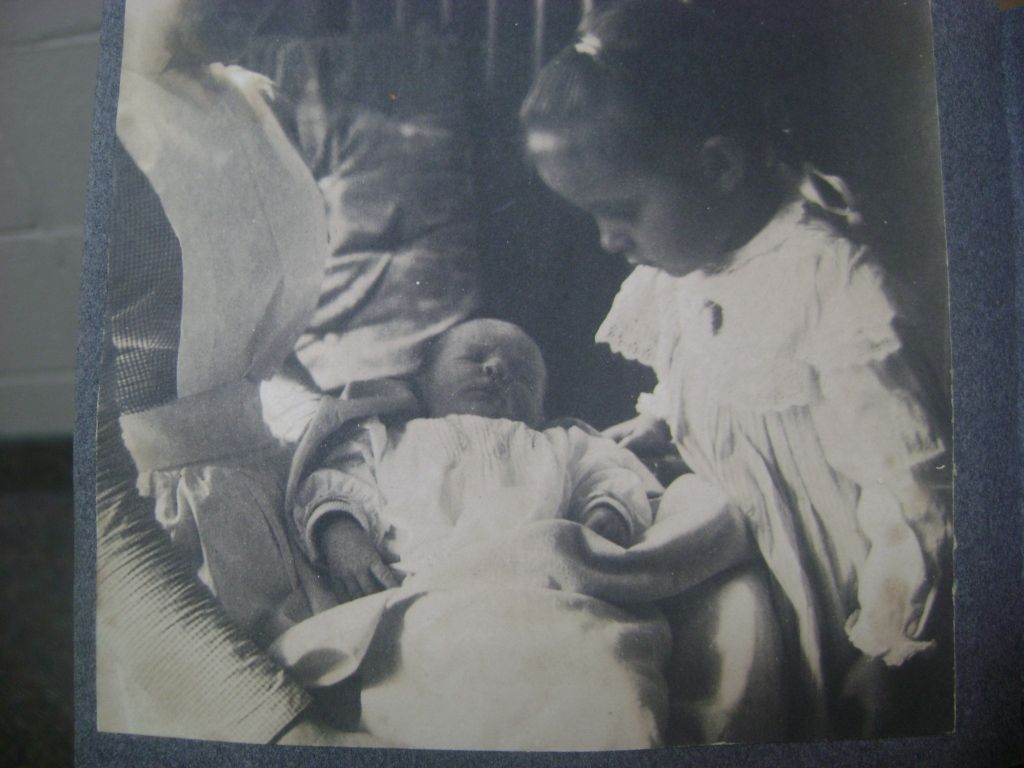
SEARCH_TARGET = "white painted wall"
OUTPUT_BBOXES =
[0,0,103,436]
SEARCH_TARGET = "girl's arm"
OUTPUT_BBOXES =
[602,411,673,455]
[805,251,951,667]
[815,354,950,666]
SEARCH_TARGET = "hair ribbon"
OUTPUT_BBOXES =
[574,33,602,57]
[799,165,863,228]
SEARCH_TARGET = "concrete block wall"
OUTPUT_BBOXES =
[0,0,104,436]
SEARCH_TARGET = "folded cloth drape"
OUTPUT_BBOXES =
[270,475,754,750]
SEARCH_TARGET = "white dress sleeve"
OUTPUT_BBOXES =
[595,266,667,370]
[292,421,387,563]
[801,247,949,666]
[596,266,685,424]
[562,427,658,542]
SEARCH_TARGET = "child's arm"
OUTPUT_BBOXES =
[848,471,944,663]
[602,379,675,455]
[602,412,673,455]
[293,423,401,602]
[805,251,950,668]
[317,515,399,601]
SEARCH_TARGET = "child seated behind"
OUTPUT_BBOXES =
[292,318,658,603]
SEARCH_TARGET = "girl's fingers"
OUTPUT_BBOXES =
[618,432,642,449]
[601,421,633,442]
[615,433,640,449]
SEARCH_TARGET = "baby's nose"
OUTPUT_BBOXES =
[483,356,508,381]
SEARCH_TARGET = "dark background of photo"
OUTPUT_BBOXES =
[65,1,1022,767]
[249,0,950,430]
[472,0,949,429]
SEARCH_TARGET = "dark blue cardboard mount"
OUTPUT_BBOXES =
[73,0,1024,765]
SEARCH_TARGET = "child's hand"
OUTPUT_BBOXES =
[318,515,400,603]
[581,503,631,547]
[602,414,672,456]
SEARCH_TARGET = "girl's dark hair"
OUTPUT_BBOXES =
[521,0,771,159]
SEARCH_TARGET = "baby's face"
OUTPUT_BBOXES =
[419,320,546,428]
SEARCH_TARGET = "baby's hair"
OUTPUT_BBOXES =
[521,0,771,164]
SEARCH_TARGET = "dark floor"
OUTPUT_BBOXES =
[0,441,74,767]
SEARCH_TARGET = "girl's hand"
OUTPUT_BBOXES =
[318,516,400,603]
[602,414,672,456]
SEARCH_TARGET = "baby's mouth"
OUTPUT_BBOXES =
[458,382,500,406]
[459,382,514,416]
[463,379,502,396]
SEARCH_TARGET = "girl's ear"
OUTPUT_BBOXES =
[698,136,747,195]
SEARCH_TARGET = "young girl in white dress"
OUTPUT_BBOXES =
[521,0,951,739]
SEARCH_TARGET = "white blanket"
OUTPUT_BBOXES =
[270,476,755,750]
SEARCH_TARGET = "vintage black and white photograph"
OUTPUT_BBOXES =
[95,0,954,750]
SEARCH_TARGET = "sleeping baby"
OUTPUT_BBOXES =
[292,318,658,603]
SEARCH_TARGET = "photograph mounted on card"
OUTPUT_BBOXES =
[95,0,954,750]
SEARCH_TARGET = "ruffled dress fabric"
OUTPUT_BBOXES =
[293,414,657,579]
[596,181,950,731]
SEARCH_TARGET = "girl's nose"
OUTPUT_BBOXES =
[483,356,508,382]
[597,222,635,256]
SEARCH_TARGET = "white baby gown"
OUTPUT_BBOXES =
[294,413,656,579]
[285,414,670,750]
